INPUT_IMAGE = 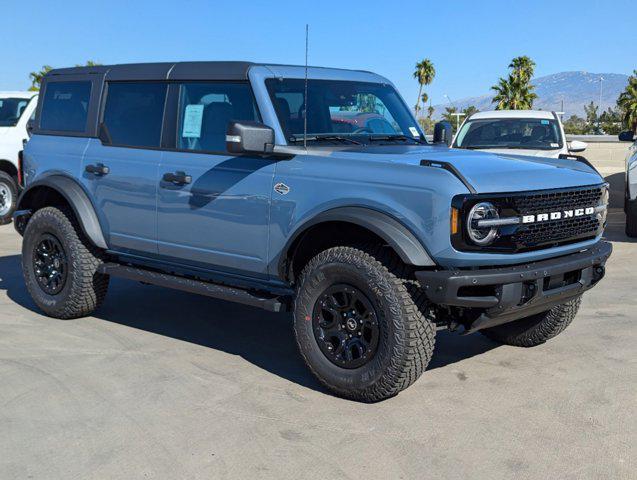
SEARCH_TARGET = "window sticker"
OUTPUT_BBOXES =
[541,119,549,125]
[409,126,419,137]
[182,104,204,138]
[551,143,559,148]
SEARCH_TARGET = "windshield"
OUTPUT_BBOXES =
[0,97,30,127]
[454,118,563,150]
[265,79,425,145]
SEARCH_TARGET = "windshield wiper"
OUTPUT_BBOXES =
[289,135,362,145]
[368,134,426,144]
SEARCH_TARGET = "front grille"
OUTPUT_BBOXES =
[511,187,603,249]
[511,187,603,215]
[452,184,606,253]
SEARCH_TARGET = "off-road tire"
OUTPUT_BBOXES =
[22,206,109,319]
[0,170,18,225]
[626,198,637,238]
[294,246,435,402]
[481,296,582,347]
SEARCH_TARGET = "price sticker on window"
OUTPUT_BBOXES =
[182,104,204,138]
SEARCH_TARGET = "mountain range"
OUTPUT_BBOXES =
[432,71,629,119]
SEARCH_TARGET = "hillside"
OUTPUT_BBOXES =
[432,71,629,118]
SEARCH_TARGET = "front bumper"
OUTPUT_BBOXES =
[416,241,612,333]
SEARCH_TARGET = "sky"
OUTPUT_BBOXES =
[1,0,635,107]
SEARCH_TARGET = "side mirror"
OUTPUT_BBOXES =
[568,140,587,153]
[433,121,453,146]
[226,121,275,155]
[618,131,636,142]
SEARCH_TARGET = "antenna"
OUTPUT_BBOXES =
[304,24,309,149]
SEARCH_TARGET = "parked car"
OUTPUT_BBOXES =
[453,110,587,158]
[14,62,611,402]
[0,91,38,223]
[619,130,637,236]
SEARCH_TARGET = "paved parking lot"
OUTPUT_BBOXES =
[0,148,635,479]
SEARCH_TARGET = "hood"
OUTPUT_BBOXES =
[324,145,602,194]
[0,127,10,136]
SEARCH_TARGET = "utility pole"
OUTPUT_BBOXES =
[598,76,604,133]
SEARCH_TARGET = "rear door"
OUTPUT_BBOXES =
[81,81,167,255]
[156,81,276,277]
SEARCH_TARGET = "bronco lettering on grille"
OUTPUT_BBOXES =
[522,207,595,224]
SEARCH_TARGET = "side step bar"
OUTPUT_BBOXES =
[97,263,289,313]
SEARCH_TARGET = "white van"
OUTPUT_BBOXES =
[453,110,587,159]
[0,91,38,223]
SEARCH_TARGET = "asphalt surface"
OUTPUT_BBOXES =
[0,149,635,479]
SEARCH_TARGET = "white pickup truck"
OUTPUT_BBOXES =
[452,110,587,158]
[0,91,38,223]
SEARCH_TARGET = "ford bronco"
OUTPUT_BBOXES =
[14,62,611,401]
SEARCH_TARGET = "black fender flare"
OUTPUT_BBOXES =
[280,207,436,276]
[17,175,108,249]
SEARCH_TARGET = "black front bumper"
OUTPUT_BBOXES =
[416,241,612,333]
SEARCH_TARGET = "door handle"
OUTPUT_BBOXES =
[162,171,192,185]
[85,163,110,176]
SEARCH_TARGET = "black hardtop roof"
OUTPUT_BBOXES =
[46,61,373,82]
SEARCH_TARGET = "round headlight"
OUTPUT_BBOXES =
[467,202,499,245]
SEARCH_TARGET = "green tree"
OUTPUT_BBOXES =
[413,59,435,117]
[28,61,101,91]
[427,104,435,119]
[28,65,53,91]
[599,107,623,135]
[491,56,537,110]
[617,70,637,133]
[463,105,479,119]
[509,56,536,83]
[584,101,600,134]
[562,115,587,135]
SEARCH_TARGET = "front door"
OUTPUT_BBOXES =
[156,81,275,277]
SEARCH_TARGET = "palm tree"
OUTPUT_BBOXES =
[509,56,536,83]
[491,56,537,110]
[617,70,637,132]
[28,65,53,91]
[413,59,435,117]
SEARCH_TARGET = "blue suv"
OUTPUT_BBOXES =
[14,62,611,401]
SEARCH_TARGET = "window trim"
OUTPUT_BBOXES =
[35,77,98,137]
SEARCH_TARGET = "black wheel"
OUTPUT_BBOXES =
[481,296,581,347]
[22,206,109,319]
[626,197,637,238]
[294,246,435,402]
[0,170,18,225]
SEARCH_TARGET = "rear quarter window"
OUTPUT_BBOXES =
[40,81,92,132]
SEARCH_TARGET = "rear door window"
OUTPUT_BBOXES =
[102,82,167,148]
[40,81,92,132]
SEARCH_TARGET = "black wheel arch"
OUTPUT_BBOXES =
[16,175,108,249]
[278,206,435,281]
